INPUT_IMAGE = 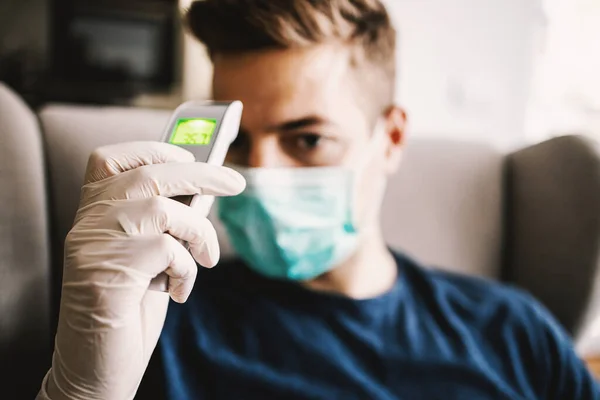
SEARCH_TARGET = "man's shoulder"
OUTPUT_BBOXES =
[396,252,600,398]
[432,265,535,310]
[394,251,551,330]
[397,252,564,389]
[398,252,525,298]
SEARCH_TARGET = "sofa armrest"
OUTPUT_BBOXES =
[0,83,52,396]
[506,135,600,351]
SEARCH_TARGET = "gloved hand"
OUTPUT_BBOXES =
[37,141,245,400]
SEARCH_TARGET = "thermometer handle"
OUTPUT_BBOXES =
[148,273,169,292]
[147,100,242,293]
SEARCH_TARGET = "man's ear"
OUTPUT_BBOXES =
[383,105,407,174]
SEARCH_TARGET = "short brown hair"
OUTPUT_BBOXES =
[185,0,397,116]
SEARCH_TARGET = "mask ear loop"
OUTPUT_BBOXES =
[344,117,388,229]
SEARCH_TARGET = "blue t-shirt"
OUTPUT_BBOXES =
[137,251,600,399]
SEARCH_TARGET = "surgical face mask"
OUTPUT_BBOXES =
[217,120,385,281]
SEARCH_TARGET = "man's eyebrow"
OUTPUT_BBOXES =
[268,116,331,131]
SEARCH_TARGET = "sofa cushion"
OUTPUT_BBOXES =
[382,138,504,278]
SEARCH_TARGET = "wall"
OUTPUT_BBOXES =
[385,0,544,147]
[133,0,212,108]
[0,0,49,66]
[524,0,600,143]
[179,0,213,101]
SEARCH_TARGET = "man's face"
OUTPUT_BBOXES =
[212,44,405,225]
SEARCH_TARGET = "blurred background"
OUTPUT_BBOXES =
[2,0,600,397]
[1,0,598,147]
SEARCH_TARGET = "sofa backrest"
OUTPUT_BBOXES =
[506,136,600,351]
[38,103,506,287]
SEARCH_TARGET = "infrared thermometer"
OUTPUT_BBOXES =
[148,100,243,292]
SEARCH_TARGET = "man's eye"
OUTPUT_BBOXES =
[295,134,322,150]
[281,133,345,166]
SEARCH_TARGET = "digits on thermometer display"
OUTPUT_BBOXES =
[169,118,217,146]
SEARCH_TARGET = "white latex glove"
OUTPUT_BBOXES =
[37,141,245,400]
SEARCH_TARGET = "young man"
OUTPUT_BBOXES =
[38,1,599,399]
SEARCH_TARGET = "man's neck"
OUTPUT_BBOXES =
[301,232,397,299]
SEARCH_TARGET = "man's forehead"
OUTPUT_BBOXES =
[211,45,362,131]
[212,44,352,93]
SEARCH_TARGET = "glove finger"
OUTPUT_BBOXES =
[185,216,220,268]
[160,234,199,303]
[85,141,195,184]
[113,196,220,267]
[81,162,245,207]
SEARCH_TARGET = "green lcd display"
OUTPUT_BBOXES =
[169,118,217,146]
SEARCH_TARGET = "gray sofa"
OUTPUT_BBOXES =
[1,82,599,397]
